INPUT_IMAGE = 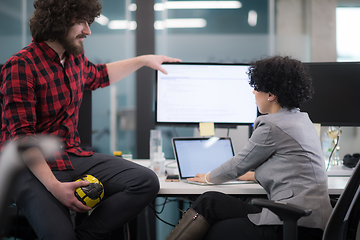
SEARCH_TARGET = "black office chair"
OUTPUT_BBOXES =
[251,161,360,240]
[0,137,60,238]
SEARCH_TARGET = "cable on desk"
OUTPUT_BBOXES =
[154,212,176,227]
[165,161,177,170]
[148,197,193,228]
[148,198,175,227]
[149,197,178,214]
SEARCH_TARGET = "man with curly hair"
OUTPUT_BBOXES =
[166,56,333,240]
[0,0,180,239]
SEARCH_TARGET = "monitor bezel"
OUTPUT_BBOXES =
[300,61,360,127]
[154,62,257,128]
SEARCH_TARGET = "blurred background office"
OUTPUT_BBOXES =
[2,1,360,239]
[1,0,360,169]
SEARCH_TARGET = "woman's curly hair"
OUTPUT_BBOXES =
[248,56,314,109]
[30,0,102,42]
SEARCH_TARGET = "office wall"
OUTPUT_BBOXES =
[275,0,312,61]
[83,34,136,155]
[311,0,337,62]
[156,34,271,62]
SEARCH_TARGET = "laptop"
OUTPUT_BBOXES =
[172,137,252,185]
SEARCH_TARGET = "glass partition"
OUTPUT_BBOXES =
[84,0,137,156]
[0,0,137,157]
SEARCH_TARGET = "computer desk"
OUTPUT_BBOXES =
[133,160,352,197]
[131,160,350,239]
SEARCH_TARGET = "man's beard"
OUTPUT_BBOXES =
[58,34,86,56]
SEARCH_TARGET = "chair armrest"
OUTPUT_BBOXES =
[250,198,312,222]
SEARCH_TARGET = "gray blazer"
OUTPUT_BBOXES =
[209,108,333,230]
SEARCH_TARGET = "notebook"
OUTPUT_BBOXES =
[172,137,251,185]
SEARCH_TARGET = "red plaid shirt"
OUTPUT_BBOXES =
[0,41,110,170]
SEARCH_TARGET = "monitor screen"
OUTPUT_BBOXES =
[301,62,360,126]
[155,62,257,127]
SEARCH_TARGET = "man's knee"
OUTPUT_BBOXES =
[141,167,160,196]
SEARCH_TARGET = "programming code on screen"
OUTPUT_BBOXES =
[156,63,257,125]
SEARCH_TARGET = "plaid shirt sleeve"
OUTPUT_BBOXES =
[2,58,37,139]
[83,55,110,90]
[1,42,110,170]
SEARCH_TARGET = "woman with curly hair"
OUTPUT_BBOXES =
[166,56,333,240]
[0,0,180,239]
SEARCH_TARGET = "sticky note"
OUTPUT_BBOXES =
[199,122,215,136]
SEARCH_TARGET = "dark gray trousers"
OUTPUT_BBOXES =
[12,153,159,240]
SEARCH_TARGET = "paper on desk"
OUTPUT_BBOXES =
[199,122,215,136]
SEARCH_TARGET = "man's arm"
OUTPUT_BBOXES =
[2,60,91,212]
[21,147,91,212]
[106,55,181,85]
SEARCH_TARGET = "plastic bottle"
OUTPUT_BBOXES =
[149,129,165,175]
[149,130,162,165]
[152,152,166,176]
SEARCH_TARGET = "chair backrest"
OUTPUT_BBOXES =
[323,161,360,240]
[78,90,92,150]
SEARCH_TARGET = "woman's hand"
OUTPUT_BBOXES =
[187,173,207,183]
[48,180,92,213]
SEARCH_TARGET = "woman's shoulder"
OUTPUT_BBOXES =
[254,108,311,129]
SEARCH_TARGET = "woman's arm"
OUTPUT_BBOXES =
[237,171,255,181]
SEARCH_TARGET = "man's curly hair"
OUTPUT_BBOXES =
[248,56,314,109]
[30,0,102,42]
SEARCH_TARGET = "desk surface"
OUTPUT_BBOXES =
[157,176,349,196]
[133,160,352,196]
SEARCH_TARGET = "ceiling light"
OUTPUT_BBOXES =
[128,3,137,11]
[108,20,137,30]
[128,21,137,30]
[248,10,257,27]
[154,1,241,11]
[95,14,109,26]
[154,18,207,29]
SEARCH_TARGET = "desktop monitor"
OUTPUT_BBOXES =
[155,62,257,127]
[301,62,360,126]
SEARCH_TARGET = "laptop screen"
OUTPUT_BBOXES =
[172,137,235,179]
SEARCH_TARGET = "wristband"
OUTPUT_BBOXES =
[205,172,212,184]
